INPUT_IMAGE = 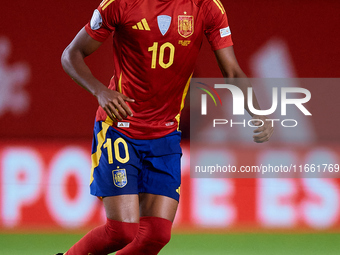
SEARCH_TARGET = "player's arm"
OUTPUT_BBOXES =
[214,46,256,111]
[61,27,134,120]
[214,46,274,143]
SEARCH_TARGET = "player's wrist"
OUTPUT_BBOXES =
[93,83,109,99]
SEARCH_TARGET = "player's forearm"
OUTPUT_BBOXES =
[61,46,107,98]
[233,71,261,117]
[221,68,261,117]
[215,48,261,116]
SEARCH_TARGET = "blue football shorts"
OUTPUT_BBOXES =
[90,121,182,201]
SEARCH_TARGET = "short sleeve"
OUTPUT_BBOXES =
[85,0,122,42]
[203,0,233,51]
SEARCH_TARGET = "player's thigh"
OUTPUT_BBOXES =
[139,193,178,222]
[91,122,142,222]
[138,152,181,222]
[103,195,140,223]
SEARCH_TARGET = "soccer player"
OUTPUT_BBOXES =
[60,0,273,254]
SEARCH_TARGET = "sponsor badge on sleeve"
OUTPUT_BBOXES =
[220,26,231,37]
[90,9,103,30]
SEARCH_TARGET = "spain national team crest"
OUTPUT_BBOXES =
[178,15,194,38]
[112,168,127,188]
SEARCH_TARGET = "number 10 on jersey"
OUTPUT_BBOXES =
[148,42,175,69]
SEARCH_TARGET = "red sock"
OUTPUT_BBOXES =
[65,218,139,255]
[116,216,172,255]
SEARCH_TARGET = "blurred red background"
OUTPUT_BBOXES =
[0,0,339,231]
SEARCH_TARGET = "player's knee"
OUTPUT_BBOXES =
[150,228,171,247]
[105,219,139,247]
[117,224,139,245]
[139,217,172,248]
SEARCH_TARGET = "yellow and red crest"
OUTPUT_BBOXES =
[178,15,194,38]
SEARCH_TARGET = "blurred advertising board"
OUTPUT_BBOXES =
[1,142,340,231]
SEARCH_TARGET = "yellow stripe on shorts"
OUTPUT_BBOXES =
[90,122,110,185]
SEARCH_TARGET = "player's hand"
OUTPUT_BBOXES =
[96,88,135,121]
[252,115,274,143]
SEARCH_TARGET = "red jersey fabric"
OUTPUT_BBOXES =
[85,0,233,139]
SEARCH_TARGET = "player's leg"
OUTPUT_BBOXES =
[116,131,182,255]
[64,121,142,255]
[65,195,140,255]
[115,194,178,255]
[139,193,178,222]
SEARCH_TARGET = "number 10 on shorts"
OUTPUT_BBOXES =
[104,138,130,164]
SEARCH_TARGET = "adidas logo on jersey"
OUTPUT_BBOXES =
[118,122,130,128]
[132,18,150,31]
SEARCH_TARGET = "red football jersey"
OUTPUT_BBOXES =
[85,0,233,139]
